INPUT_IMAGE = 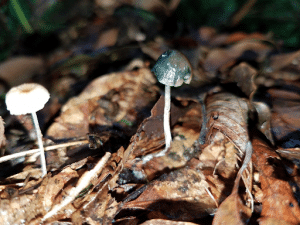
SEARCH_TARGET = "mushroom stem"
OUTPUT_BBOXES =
[164,84,172,150]
[31,112,47,176]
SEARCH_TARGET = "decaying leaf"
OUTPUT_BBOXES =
[0,150,125,224]
[122,96,187,159]
[205,92,250,153]
[266,49,300,73]
[47,68,158,139]
[252,101,274,145]
[203,39,272,76]
[203,93,254,224]
[268,86,300,145]
[276,147,300,161]
[212,142,253,225]
[252,137,300,225]
[118,167,218,222]
[141,219,199,225]
[226,62,257,99]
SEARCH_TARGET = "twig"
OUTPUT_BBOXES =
[230,0,257,27]
[42,152,111,222]
[0,140,89,164]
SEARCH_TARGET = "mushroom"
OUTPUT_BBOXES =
[152,49,192,155]
[6,83,50,176]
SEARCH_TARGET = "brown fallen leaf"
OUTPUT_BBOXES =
[252,137,300,225]
[252,101,274,145]
[212,141,252,225]
[141,219,199,225]
[124,96,191,159]
[198,131,239,180]
[0,150,124,224]
[119,167,218,222]
[203,39,272,75]
[226,62,257,100]
[203,92,253,224]
[268,86,300,144]
[205,92,250,153]
[0,56,45,86]
[267,49,300,73]
[47,68,158,139]
[120,97,201,181]
[276,147,300,161]
[77,148,124,225]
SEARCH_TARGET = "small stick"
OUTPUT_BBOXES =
[0,140,89,164]
[42,152,111,222]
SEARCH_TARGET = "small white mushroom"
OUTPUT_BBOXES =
[152,49,192,156]
[6,83,50,176]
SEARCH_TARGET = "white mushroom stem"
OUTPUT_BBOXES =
[164,84,172,150]
[31,112,47,176]
[142,85,172,162]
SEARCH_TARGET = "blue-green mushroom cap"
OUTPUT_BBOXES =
[152,50,192,87]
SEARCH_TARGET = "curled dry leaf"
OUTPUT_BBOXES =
[226,62,257,99]
[203,93,254,224]
[276,147,300,161]
[252,137,300,225]
[205,92,250,153]
[252,102,274,145]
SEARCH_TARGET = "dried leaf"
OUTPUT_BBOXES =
[252,102,274,145]
[252,138,300,225]
[226,62,257,99]
[0,56,45,86]
[119,167,218,221]
[204,93,253,224]
[141,219,199,225]
[267,50,300,73]
[212,142,253,225]
[276,148,300,161]
[199,131,238,179]
[125,96,190,158]
[203,40,272,74]
[47,68,158,139]
[268,87,300,145]
[205,92,250,152]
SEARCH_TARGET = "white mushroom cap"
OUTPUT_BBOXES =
[6,83,50,115]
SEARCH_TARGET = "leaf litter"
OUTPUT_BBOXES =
[1,2,300,225]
